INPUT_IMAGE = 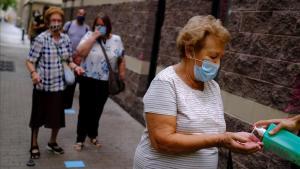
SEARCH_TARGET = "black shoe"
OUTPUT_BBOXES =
[46,142,64,154]
[29,146,40,159]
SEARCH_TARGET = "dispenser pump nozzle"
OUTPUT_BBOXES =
[253,127,266,137]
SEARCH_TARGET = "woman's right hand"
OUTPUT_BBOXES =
[91,29,101,40]
[221,132,263,154]
[31,72,41,85]
[74,66,85,76]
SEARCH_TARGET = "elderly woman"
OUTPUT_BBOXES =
[133,15,262,169]
[74,12,125,150]
[26,7,84,159]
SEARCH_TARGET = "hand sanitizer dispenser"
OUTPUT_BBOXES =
[254,123,300,166]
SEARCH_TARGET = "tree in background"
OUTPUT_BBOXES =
[0,0,16,11]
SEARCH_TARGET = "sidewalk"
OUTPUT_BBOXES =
[0,22,144,169]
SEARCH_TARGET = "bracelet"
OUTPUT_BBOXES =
[30,70,36,75]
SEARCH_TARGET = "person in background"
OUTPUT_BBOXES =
[29,6,49,45]
[63,8,90,110]
[74,12,125,151]
[133,15,262,169]
[25,7,84,159]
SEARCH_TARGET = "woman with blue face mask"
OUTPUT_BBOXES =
[133,15,262,169]
[74,12,126,151]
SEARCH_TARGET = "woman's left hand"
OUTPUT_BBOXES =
[74,66,85,76]
[221,132,263,154]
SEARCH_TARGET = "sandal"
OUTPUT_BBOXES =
[73,142,84,151]
[30,146,40,159]
[90,138,102,148]
[46,142,64,154]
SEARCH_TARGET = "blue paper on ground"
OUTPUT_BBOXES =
[64,160,85,168]
[64,108,76,114]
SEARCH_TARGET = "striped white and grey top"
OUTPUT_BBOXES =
[133,66,226,169]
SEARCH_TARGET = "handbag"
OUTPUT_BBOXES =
[98,40,125,95]
[55,44,75,85]
[62,62,75,85]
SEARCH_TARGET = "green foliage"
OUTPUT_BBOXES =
[0,0,17,10]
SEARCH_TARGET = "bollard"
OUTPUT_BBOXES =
[22,28,25,41]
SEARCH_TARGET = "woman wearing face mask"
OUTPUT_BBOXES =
[25,7,84,159]
[133,15,262,169]
[74,12,125,151]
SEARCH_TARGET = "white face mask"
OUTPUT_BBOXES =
[49,22,62,32]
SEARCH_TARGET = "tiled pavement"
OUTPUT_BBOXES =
[0,21,144,169]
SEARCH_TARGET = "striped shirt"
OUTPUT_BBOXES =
[133,66,226,169]
[27,30,73,92]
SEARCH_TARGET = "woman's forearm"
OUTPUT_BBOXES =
[26,60,36,74]
[118,58,126,74]
[147,113,226,154]
[76,36,96,58]
[151,132,225,154]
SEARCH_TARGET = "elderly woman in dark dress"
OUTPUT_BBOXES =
[25,7,84,159]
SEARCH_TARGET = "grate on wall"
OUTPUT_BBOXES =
[0,60,15,72]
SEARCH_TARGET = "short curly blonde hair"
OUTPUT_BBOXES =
[176,15,230,58]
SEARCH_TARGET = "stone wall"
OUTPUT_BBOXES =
[157,0,212,67]
[219,0,300,112]
[217,1,300,168]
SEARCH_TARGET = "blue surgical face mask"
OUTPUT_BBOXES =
[96,25,107,35]
[192,59,220,82]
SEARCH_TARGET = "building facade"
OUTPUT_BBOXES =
[20,0,62,33]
